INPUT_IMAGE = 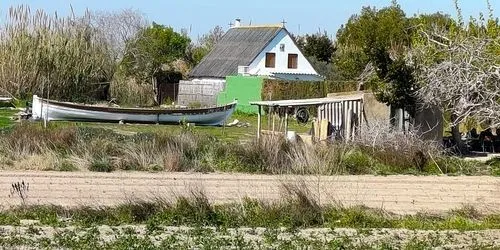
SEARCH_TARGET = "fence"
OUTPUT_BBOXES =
[318,96,364,141]
[177,79,225,106]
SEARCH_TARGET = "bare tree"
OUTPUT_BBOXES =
[197,25,224,50]
[409,31,500,151]
[89,9,148,61]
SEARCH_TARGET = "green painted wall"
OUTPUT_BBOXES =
[217,76,264,113]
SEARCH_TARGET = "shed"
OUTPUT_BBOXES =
[250,94,364,141]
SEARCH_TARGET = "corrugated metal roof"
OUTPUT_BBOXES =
[189,26,282,79]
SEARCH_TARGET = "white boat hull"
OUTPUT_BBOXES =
[32,95,236,126]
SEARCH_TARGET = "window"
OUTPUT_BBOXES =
[280,44,285,52]
[288,54,298,69]
[265,53,275,68]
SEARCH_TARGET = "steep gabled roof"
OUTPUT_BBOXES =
[189,26,282,78]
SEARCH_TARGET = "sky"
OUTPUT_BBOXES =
[0,0,498,40]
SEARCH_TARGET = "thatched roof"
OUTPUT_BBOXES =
[189,26,282,79]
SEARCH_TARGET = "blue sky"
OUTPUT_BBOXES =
[0,0,497,39]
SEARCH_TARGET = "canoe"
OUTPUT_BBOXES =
[31,95,237,126]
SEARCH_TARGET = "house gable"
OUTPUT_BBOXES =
[247,29,320,80]
[189,26,281,79]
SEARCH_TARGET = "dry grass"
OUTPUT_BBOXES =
[0,123,492,175]
[8,152,59,171]
[354,120,444,173]
[109,76,157,107]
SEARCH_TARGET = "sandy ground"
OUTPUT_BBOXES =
[0,171,499,214]
[2,225,500,248]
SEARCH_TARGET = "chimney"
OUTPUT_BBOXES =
[234,18,241,27]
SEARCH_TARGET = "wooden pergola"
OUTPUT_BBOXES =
[250,96,364,140]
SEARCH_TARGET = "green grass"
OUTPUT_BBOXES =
[61,112,310,142]
[0,190,497,249]
[2,109,304,142]
[0,109,17,128]
[0,196,498,231]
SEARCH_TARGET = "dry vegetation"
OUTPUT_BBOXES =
[0,5,151,104]
[0,123,496,175]
[0,6,115,101]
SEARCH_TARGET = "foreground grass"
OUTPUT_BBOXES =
[0,193,499,249]
[1,194,499,231]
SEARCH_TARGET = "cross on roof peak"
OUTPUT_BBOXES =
[281,19,287,27]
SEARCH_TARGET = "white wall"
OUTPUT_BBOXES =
[248,29,319,79]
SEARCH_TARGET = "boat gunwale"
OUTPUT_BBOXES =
[40,98,237,115]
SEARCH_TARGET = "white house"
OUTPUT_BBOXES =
[178,20,322,106]
[189,20,322,81]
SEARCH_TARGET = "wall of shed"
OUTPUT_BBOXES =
[326,91,443,143]
[177,79,225,106]
[414,104,443,142]
[328,91,390,126]
[217,76,264,113]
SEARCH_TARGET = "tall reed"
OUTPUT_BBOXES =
[0,5,114,101]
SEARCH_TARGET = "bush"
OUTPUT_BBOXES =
[353,120,443,174]
[262,79,358,101]
[89,157,114,172]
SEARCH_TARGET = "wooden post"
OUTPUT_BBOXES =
[272,110,276,132]
[268,107,272,130]
[257,105,262,139]
[345,108,352,141]
[284,107,289,135]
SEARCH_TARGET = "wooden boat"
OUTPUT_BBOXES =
[31,95,237,126]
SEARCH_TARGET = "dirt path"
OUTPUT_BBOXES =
[1,171,498,214]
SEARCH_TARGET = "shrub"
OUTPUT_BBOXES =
[89,157,114,172]
[341,149,376,174]
[261,79,358,101]
[58,160,79,172]
[353,120,443,173]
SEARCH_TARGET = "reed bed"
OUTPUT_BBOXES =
[0,5,114,101]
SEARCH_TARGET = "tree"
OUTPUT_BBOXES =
[120,23,190,84]
[335,5,417,119]
[295,32,336,63]
[409,10,500,153]
[89,9,148,62]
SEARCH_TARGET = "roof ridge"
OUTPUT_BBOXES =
[232,24,283,29]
